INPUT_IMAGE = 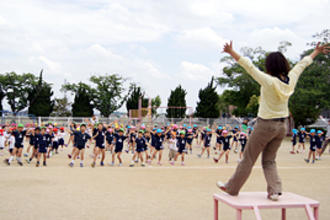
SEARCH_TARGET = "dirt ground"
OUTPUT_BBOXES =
[0,137,329,220]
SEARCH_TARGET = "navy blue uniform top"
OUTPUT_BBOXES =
[298,132,306,142]
[73,131,91,148]
[221,135,233,147]
[186,133,194,141]
[292,133,297,142]
[239,137,247,146]
[153,134,165,148]
[130,132,137,142]
[176,136,187,149]
[35,134,51,149]
[13,130,27,147]
[114,134,127,148]
[316,135,324,148]
[232,130,238,141]
[105,132,114,143]
[203,134,212,147]
[93,128,106,145]
[135,137,147,150]
[216,130,222,142]
[309,134,317,147]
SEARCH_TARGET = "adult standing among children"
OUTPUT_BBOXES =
[320,118,330,155]
[216,41,329,201]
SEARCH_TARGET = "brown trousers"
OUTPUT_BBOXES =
[225,118,287,196]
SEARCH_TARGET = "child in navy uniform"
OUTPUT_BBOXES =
[213,130,233,164]
[304,129,317,164]
[231,126,240,153]
[105,127,115,153]
[68,124,91,167]
[171,131,187,166]
[35,127,51,167]
[91,123,106,167]
[186,129,194,154]
[5,124,29,166]
[316,130,324,160]
[238,132,247,162]
[297,128,306,153]
[26,127,41,164]
[129,130,147,167]
[111,128,127,166]
[198,128,212,159]
[290,129,298,154]
[215,126,223,154]
[149,128,169,165]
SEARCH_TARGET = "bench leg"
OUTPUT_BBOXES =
[253,206,262,220]
[281,208,286,220]
[214,199,218,220]
[236,209,242,220]
[304,204,315,220]
[313,207,319,220]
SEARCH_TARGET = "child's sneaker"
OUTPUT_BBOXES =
[80,163,84,167]
[147,160,151,165]
[213,157,219,163]
[157,161,162,166]
[197,154,201,158]
[207,155,210,159]
[43,161,47,166]
[109,162,114,166]
[170,161,174,166]
[91,162,96,168]
[304,159,310,163]
[290,151,295,154]
[141,163,146,167]
[181,162,184,166]
[68,162,74,167]
[26,159,30,164]
[119,163,123,167]
[129,163,135,167]
[24,153,28,157]
[134,160,138,163]
[100,161,104,166]
[312,160,315,164]
[234,149,238,153]
[36,162,40,167]
[18,161,23,166]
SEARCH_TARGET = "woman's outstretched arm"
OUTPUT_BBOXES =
[223,41,273,87]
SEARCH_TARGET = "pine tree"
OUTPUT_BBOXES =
[28,70,54,116]
[166,85,187,118]
[72,86,94,117]
[195,77,219,118]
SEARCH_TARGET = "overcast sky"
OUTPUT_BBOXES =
[0,0,329,113]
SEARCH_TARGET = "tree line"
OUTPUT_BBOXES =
[0,29,328,126]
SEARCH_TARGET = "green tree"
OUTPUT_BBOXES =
[289,29,330,126]
[126,85,146,115]
[62,82,95,117]
[71,85,94,117]
[3,72,37,115]
[51,96,71,117]
[195,77,220,118]
[166,85,187,118]
[28,70,54,116]
[90,74,130,117]
[246,95,259,117]
[151,95,161,115]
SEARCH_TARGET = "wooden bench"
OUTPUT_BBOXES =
[213,192,319,220]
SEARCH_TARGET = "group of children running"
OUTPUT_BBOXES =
[290,127,326,163]
[0,119,326,168]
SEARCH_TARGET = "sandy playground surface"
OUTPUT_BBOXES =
[0,137,330,220]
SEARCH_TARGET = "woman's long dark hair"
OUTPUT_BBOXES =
[265,52,290,79]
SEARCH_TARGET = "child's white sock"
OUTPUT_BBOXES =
[8,156,14,163]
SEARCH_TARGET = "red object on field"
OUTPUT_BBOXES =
[213,192,319,220]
